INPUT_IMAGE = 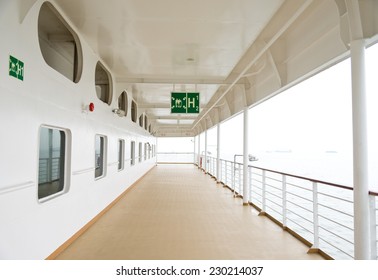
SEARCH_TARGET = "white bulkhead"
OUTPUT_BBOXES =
[0,0,156,259]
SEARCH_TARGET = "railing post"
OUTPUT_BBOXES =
[369,196,377,260]
[262,170,266,213]
[225,161,228,185]
[248,166,252,203]
[309,181,319,253]
[282,175,287,228]
[243,106,249,205]
[197,134,201,168]
[193,137,196,164]
[204,129,208,172]
[238,164,242,196]
[232,162,235,195]
[216,119,221,182]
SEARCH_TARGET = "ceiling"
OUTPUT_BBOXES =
[53,0,378,136]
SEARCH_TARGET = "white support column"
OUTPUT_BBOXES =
[193,136,196,164]
[243,106,249,205]
[350,39,370,260]
[197,133,201,168]
[216,121,221,182]
[369,196,377,259]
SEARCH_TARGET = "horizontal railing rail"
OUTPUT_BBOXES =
[201,155,378,260]
[38,157,61,184]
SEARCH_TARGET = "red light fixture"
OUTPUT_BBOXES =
[89,102,95,112]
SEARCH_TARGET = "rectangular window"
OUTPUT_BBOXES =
[118,139,125,171]
[131,141,135,166]
[95,135,107,179]
[38,126,68,200]
[144,143,147,161]
[139,142,143,162]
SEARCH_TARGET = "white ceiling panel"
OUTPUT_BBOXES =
[51,0,378,136]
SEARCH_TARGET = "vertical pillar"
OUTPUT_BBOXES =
[243,107,249,205]
[193,136,196,164]
[216,121,221,182]
[351,39,370,259]
[369,196,377,259]
[282,175,287,228]
[197,133,201,168]
[312,182,319,250]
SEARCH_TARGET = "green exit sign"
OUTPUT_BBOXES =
[9,55,24,81]
[171,92,200,114]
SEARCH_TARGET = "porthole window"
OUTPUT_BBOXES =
[118,139,125,171]
[38,2,82,82]
[139,115,143,127]
[38,126,70,201]
[95,62,112,105]
[131,100,137,123]
[118,91,128,116]
[144,115,148,130]
[95,135,107,179]
[130,141,136,166]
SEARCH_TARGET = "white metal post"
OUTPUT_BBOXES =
[262,170,266,213]
[243,106,249,205]
[216,121,221,182]
[238,165,241,195]
[193,136,196,164]
[197,133,201,168]
[224,161,228,185]
[351,39,370,260]
[312,182,319,250]
[282,175,287,227]
[232,162,235,194]
[369,196,377,260]
[249,167,252,202]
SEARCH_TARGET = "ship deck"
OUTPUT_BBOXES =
[54,164,324,260]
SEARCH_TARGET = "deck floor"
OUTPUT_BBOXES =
[55,164,324,260]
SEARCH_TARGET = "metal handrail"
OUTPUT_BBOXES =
[202,155,378,260]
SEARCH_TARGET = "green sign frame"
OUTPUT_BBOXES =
[171,92,199,114]
[9,55,24,81]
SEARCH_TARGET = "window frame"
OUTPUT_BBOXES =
[38,2,83,83]
[37,125,71,203]
[118,139,125,171]
[138,142,143,163]
[130,141,136,166]
[131,100,137,123]
[118,91,128,117]
[95,134,107,180]
[95,61,113,105]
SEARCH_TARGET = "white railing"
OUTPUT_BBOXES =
[157,153,377,259]
[38,157,61,184]
[203,156,378,260]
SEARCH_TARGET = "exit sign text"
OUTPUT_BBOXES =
[171,92,199,114]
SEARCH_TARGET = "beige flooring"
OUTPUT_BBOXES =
[55,164,324,260]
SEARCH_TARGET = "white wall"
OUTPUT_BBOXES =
[0,0,156,259]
